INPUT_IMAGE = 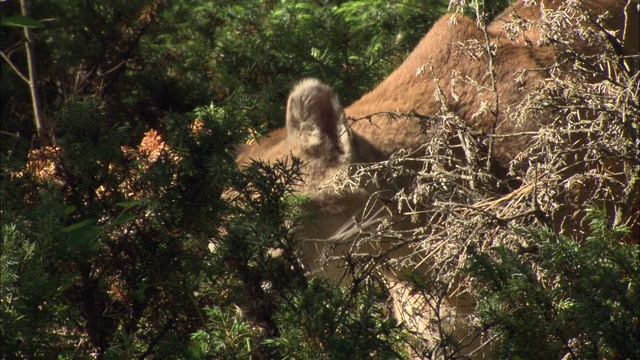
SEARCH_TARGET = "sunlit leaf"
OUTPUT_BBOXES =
[113,213,138,226]
[1,15,45,29]
[116,200,144,209]
[62,219,95,233]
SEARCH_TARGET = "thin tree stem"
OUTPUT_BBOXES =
[20,0,44,138]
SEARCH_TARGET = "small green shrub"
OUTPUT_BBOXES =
[467,205,639,359]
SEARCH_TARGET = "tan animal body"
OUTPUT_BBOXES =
[238,13,543,241]
[237,0,638,356]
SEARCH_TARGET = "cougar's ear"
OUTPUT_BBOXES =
[286,78,351,160]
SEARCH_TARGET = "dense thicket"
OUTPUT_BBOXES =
[1,0,457,148]
[1,0,637,359]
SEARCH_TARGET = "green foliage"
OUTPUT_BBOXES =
[269,278,406,359]
[190,306,254,359]
[0,15,45,28]
[208,158,309,357]
[467,205,639,359]
[1,0,454,142]
[1,223,79,358]
[1,97,243,358]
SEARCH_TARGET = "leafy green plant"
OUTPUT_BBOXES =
[268,278,407,359]
[2,0,457,145]
[1,97,244,358]
[467,205,639,359]
[190,306,254,360]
